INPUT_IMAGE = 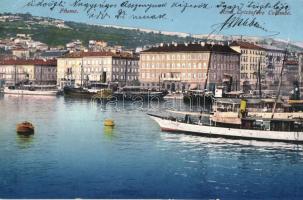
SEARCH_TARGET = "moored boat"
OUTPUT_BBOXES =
[4,85,58,96]
[113,86,168,101]
[63,83,110,99]
[63,86,95,98]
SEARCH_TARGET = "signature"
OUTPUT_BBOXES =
[211,14,267,33]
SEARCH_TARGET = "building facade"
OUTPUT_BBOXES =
[0,59,57,86]
[230,41,266,92]
[12,48,30,58]
[57,52,139,88]
[139,43,240,92]
[259,45,285,90]
[298,53,303,88]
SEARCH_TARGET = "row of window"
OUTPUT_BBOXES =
[37,74,56,80]
[141,62,208,69]
[113,75,138,81]
[141,54,239,62]
[241,50,265,55]
[241,64,264,71]
[141,72,207,79]
[35,68,56,73]
[64,59,111,65]
[0,68,32,73]
[63,59,138,66]
[113,60,138,66]
[241,73,259,79]
[241,56,265,63]
[71,75,110,80]
[141,54,209,61]
[112,67,138,73]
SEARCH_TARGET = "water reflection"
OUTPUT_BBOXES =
[16,134,35,149]
[103,126,116,140]
[160,132,303,151]
[1,97,303,198]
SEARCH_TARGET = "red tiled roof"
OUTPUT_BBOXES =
[0,59,57,66]
[61,51,138,59]
[230,41,265,50]
[12,48,28,51]
[141,43,240,54]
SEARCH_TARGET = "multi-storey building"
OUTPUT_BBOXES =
[57,52,139,87]
[12,48,30,58]
[0,59,57,86]
[299,53,303,88]
[258,45,285,90]
[139,43,240,92]
[230,41,266,92]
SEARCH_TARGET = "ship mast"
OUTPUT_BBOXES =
[271,48,288,119]
[204,44,213,91]
[80,56,83,88]
[14,64,17,87]
[257,57,262,99]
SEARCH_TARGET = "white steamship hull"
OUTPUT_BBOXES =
[149,114,303,143]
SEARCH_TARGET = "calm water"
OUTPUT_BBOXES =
[1,94,303,199]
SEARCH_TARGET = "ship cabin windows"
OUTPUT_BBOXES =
[241,119,303,132]
[270,120,303,132]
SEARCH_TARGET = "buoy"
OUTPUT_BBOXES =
[16,121,35,135]
[104,119,115,127]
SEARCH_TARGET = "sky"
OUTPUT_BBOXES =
[0,0,302,42]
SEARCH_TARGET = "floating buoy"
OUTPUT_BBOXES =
[104,119,115,127]
[16,121,35,135]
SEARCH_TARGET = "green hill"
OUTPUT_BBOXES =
[0,13,193,48]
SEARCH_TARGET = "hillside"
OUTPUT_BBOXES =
[0,13,302,52]
[0,13,193,48]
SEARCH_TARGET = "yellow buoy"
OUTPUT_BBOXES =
[104,119,115,127]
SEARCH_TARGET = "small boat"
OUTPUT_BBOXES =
[63,83,110,99]
[4,85,58,96]
[63,86,95,98]
[113,86,168,101]
[16,122,35,135]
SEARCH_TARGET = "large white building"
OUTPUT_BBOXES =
[57,52,139,87]
[139,43,240,92]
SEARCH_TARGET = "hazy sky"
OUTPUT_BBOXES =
[0,0,302,42]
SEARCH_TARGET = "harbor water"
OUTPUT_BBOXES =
[0,94,303,198]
